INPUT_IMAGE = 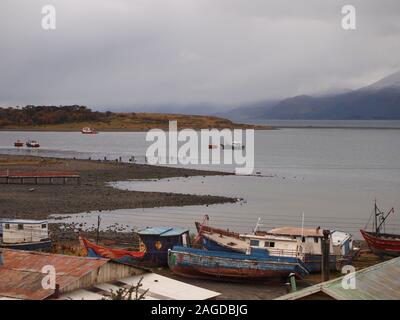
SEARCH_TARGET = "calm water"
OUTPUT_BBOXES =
[1,127,400,238]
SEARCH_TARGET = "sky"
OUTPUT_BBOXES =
[1,0,400,111]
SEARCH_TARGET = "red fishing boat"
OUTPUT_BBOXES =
[360,201,400,257]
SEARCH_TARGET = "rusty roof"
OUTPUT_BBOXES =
[277,256,400,300]
[0,249,109,300]
[268,226,324,237]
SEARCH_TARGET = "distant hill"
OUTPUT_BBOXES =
[223,71,400,120]
[0,105,268,131]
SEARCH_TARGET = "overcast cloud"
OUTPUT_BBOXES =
[1,0,400,110]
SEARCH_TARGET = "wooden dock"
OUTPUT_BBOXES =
[0,170,81,185]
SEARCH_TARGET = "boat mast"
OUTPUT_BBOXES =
[374,200,395,235]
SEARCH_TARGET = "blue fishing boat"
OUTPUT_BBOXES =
[195,221,354,273]
[168,246,309,281]
[81,227,190,268]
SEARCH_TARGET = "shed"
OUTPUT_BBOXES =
[0,249,144,300]
[276,256,400,300]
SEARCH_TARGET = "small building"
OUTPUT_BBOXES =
[137,227,190,266]
[0,219,51,250]
[0,249,143,300]
[277,256,400,300]
[0,249,220,300]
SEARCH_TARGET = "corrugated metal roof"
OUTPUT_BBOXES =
[138,227,189,237]
[277,256,400,300]
[0,249,109,300]
[59,273,220,300]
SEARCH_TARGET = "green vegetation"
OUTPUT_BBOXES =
[0,105,268,131]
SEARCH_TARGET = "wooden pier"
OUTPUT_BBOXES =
[0,170,81,185]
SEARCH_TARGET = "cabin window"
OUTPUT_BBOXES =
[5,224,10,229]
[314,237,319,243]
[302,236,306,243]
[250,240,260,247]
[264,241,275,248]
[18,224,24,230]
[42,224,47,229]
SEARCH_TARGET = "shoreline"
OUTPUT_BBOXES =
[0,154,236,220]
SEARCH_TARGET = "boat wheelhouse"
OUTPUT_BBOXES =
[81,227,190,268]
[0,219,51,251]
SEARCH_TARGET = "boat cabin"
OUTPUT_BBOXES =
[266,227,353,256]
[137,227,190,266]
[0,219,49,244]
[241,233,304,258]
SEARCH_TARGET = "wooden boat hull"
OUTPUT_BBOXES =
[80,236,149,266]
[0,240,51,251]
[200,231,341,272]
[168,246,309,281]
[360,229,400,256]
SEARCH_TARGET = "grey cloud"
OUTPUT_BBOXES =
[0,0,400,110]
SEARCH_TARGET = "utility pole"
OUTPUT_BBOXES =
[321,229,331,282]
[96,216,101,244]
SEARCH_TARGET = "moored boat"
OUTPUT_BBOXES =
[168,244,309,281]
[360,201,400,257]
[14,140,23,147]
[26,140,40,148]
[0,219,51,251]
[81,127,97,134]
[81,227,190,267]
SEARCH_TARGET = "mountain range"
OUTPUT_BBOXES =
[223,71,400,121]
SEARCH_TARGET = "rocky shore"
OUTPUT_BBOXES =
[0,155,235,220]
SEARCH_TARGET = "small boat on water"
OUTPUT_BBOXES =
[81,127,98,134]
[360,201,400,257]
[14,140,23,147]
[26,140,40,148]
[195,219,354,273]
[81,227,190,268]
[220,141,245,150]
[0,219,51,251]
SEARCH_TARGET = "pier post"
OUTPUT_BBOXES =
[321,229,331,282]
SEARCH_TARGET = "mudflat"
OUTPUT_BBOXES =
[0,155,235,219]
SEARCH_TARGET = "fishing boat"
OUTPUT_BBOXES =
[220,141,245,150]
[81,127,97,134]
[80,227,190,268]
[26,140,40,148]
[360,201,400,257]
[195,219,354,273]
[0,219,51,251]
[14,140,23,147]
[168,240,309,281]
